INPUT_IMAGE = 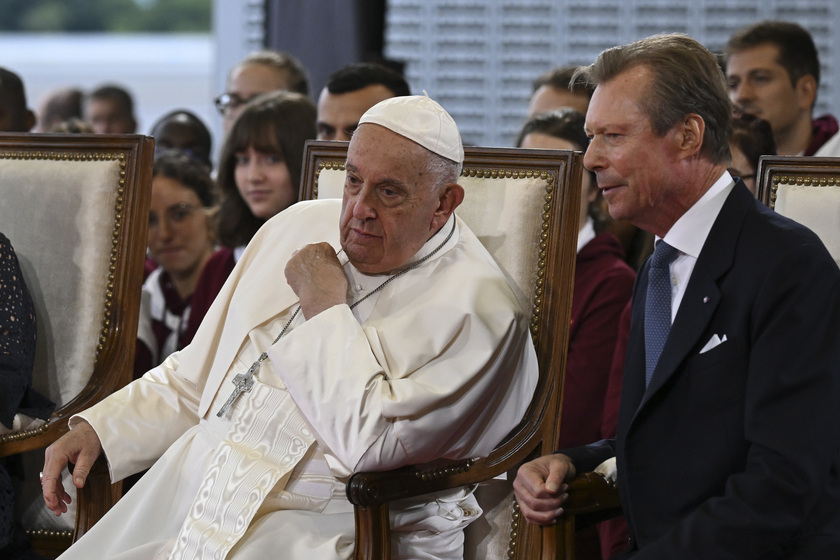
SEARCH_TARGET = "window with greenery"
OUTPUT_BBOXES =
[0,0,211,32]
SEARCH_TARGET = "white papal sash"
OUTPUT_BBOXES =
[167,379,315,559]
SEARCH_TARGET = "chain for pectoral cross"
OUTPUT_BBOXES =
[214,219,456,418]
[216,307,301,417]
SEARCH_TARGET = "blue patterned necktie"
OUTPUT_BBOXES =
[644,241,680,386]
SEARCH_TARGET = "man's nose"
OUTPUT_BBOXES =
[583,138,603,173]
[352,187,377,220]
[731,81,752,103]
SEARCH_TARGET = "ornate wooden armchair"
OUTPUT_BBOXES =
[757,155,840,265]
[301,139,591,558]
[0,133,153,557]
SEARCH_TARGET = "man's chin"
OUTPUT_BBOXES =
[603,199,628,222]
[342,246,377,268]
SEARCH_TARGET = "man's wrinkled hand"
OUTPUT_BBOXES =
[42,420,103,516]
[285,243,349,319]
[513,453,576,526]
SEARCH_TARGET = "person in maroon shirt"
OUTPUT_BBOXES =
[134,151,217,379]
[725,20,839,157]
[517,109,635,559]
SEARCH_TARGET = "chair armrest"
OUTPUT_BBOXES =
[347,458,477,507]
[546,472,621,559]
[564,471,622,519]
[552,471,623,559]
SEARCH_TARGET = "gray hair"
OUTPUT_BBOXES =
[425,152,461,192]
[574,33,732,165]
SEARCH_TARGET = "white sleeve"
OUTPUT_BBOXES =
[72,350,202,482]
[266,300,536,478]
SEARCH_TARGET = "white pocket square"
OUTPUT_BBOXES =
[700,334,727,353]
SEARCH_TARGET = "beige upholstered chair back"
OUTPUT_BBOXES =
[300,140,583,559]
[0,133,153,552]
[2,154,122,405]
[757,155,840,267]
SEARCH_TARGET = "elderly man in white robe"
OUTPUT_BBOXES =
[41,95,539,560]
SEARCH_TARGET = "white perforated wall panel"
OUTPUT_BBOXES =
[385,0,840,147]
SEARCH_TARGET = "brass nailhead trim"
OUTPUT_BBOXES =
[25,528,74,538]
[0,420,50,443]
[414,458,475,482]
[314,160,346,200]
[773,174,838,187]
[769,174,840,209]
[508,499,522,557]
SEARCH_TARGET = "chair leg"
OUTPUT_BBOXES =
[353,504,390,560]
[73,455,121,542]
[555,517,576,559]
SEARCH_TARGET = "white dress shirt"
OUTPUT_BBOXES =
[659,171,735,322]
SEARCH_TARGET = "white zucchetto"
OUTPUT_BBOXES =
[358,93,464,164]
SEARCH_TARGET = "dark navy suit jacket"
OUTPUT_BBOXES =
[565,181,840,559]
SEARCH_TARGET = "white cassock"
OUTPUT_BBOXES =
[59,199,538,560]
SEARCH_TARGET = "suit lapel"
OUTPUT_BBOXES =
[638,268,721,408]
[632,182,753,417]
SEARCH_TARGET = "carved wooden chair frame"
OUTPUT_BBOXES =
[300,139,592,558]
[0,133,153,555]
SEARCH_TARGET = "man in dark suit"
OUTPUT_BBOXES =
[513,33,840,559]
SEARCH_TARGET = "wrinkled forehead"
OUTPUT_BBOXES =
[348,123,431,165]
[586,67,653,125]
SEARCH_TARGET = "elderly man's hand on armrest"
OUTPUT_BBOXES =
[42,419,103,516]
[513,453,576,525]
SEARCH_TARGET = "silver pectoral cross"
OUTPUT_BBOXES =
[216,364,258,417]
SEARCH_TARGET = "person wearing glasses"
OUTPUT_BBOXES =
[214,50,309,136]
[135,151,217,379]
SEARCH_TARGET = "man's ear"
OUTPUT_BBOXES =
[795,74,817,112]
[678,113,705,158]
[432,183,465,228]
